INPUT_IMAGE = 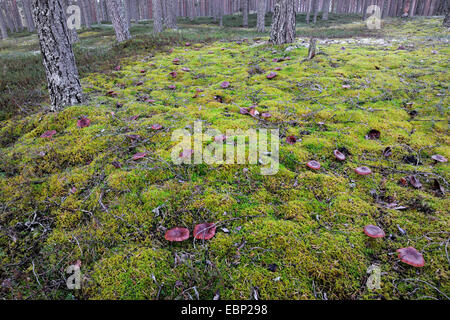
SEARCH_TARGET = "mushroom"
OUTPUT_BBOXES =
[261,113,271,119]
[266,71,277,80]
[364,225,385,238]
[355,166,372,175]
[333,149,346,161]
[285,136,297,145]
[151,124,163,130]
[132,152,147,160]
[220,81,230,89]
[214,135,227,143]
[431,154,447,163]
[396,247,425,267]
[168,84,176,90]
[193,223,216,240]
[306,160,321,170]
[77,116,91,128]
[165,227,190,242]
[169,71,178,78]
[172,58,180,65]
[40,130,57,139]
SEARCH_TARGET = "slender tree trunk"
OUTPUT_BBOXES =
[31,0,83,111]
[409,0,417,16]
[322,0,330,20]
[312,0,318,23]
[22,0,36,31]
[0,5,8,39]
[106,0,131,42]
[306,0,312,23]
[243,0,249,27]
[257,0,266,31]
[152,0,163,33]
[269,0,296,44]
[65,0,80,43]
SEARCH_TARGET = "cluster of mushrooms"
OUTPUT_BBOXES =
[165,223,216,242]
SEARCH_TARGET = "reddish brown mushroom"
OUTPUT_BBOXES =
[383,146,392,158]
[193,223,216,240]
[132,152,147,160]
[306,160,321,170]
[40,130,57,138]
[169,71,178,78]
[266,71,277,79]
[77,116,91,128]
[396,247,425,267]
[220,81,230,89]
[168,84,176,90]
[431,154,447,163]
[286,136,297,145]
[333,149,346,161]
[355,166,372,175]
[172,58,180,65]
[261,113,271,119]
[151,124,163,130]
[364,225,385,238]
[165,227,190,242]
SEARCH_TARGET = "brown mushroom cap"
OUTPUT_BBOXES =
[266,71,277,79]
[306,160,321,170]
[333,149,346,161]
[431,154,447,163]
[365,129,381,140]
[40,130,57,138]
[286,136,297,145]
[165,227,190,242]
[396,247,425,267]
[355,166,372,175]
[220,81,230,89]
[77,116,91,128]
[193,223,216,240]
[364,225,385,238]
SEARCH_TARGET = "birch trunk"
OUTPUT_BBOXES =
[31,0,83,111]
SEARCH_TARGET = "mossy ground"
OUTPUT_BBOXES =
[0,17,449,300]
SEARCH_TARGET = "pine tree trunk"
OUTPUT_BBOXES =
[152,0,163,33]
[257,0,266,31]
[444,0,450,27]
[165,0,177,28]
[306,0,312,23]
[243,0,249,27]
[0,6,8,39]
[65,0,80,43]
[312,0,318,23]
[322,0,330,20]
[31,0,83,111]
[23,0,36,31]
[269,0,296,44]
[106,0,131,41]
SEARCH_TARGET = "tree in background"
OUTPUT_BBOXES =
[257,0,267,32]
[444,0,449,27]
[243,0,249,27]
[152,0,163,33]
[322,0,330,20]
[106,0,131,42]
[270,0,296,44]
[0,3,8,39]
[165,0,177,29]
[31,0,83,111]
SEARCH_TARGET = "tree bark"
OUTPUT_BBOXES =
[257,0,266,31]
[31,0,83,111]
[243,0,249,27]
[23,0,36,31]
[322,0,330,20]
[152,0,163,33]
[165,0,177,28]
[106,0,131,42]
[306,0,312,23]
[64,0,80,43]
[444,0,449,27]
[269,0,296,44]
[0,4,8,39]
[312,0,318,23]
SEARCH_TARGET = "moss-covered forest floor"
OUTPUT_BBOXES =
[0,15,449,300]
